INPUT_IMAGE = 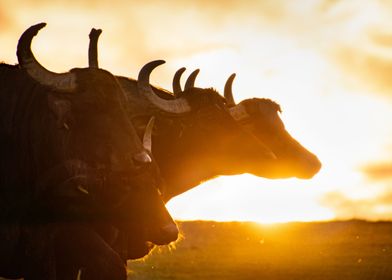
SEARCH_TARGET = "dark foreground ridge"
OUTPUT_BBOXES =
[129,220,392,280]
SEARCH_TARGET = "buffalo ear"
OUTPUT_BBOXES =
[47,94,72,128]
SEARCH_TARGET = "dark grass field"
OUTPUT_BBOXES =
[128,220,392,280]
[1,220,390,280]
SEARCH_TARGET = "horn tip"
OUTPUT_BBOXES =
[139,60,166,81]
[148,59,166,68]
[90,28,102,37]
[29,22,47,35]
[174,67,186,76]
[35,22,47,28]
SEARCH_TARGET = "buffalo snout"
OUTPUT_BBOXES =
[155,223,179,245]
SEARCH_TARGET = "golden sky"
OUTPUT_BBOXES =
[2,0,392,223]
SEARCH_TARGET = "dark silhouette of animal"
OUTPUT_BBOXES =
[88,29,319,199]
[86,31,277,264]
[119,60,278,202]
[87,29,321,263]
[170,71,321,180]
[0,23,178,280]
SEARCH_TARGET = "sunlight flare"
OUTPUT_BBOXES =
[2,0,392,223]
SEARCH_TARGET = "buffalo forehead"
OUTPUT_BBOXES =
[70,68,127,107]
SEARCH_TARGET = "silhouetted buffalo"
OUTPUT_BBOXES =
[171,71,322,179]
[88,29,319,201]
[85,29,322,265]
[85,30,278,265]
[123,61,277,200]
[223,74,321,179]
[0,23,177,280]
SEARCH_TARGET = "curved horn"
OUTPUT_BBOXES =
[137,60,191,114]
[172,67,186,96]
[88,28,102,68]
[143,116,155,153]
[17,23,77,92]
[224,73,236,107]
[184,69,200,91]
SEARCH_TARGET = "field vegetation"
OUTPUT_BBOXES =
[129,221,392,280]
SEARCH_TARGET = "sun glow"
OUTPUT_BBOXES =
[167,175,335,224]
[167,20,392,223]
[2,0,392,223]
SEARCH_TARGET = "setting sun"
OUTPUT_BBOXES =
[167,175,335,224]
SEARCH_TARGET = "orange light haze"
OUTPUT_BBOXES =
[2,0,392,223]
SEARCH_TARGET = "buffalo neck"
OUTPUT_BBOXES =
[0,64,63,216]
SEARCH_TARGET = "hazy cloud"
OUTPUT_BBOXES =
[0,3,14,32]
[321,191,392,220]
[363,162,392,180]
[370,30,392,48]
[325,2,392,97]
[145,0,288,24]
[318,0,341,13]
[333,40,392,97]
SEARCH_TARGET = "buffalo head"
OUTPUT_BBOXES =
[224,74,321,179]
[16,23,157,218]
[125,61,277,200]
